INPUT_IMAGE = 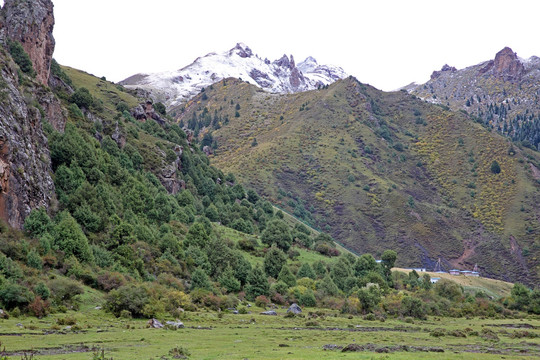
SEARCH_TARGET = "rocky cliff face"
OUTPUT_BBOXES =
[479,47,525,81]
[0,51,56,228]
[0,0,63,228]
[1,0,55,86]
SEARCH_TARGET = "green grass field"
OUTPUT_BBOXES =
[1,306,539,360]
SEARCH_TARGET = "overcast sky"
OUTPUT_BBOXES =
[8,0,540,91]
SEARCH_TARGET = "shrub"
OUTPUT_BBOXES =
[299,289,317,307]
[97,271,127,291]
[34,282,50,300]
[314,242,340,257]
[8,40,35,76]
[48,277,84,305]
[400,296,425,319]
[52,211,93,263]
[70,87,93,109]
[278,265,296,287]
[490,160,501,174]
[218,267,241,293]
[0,282,34,310]
[57,315,77,326]
[255,295,270,308]
[105,284,150,318]
[238,238,257,251]
[26,249,42,270]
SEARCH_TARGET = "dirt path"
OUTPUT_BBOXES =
[450,239,476,268]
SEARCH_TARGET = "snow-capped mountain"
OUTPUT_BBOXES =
[120,43,347,107]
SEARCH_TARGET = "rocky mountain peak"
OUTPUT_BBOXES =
[274,54,295,70]
[121,44,347,106]
[1,0,55,85]
[430,64,457,80]
[479,46,525,81]
[493,46,524,80]
[229,42,253,58]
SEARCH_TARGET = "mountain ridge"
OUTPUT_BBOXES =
[120,43,347,108]
[406,47,540,150]
[176,76,540,285]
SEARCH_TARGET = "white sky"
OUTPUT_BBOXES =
[4,0,540,91]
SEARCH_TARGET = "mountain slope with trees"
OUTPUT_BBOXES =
[175,76,540,285]
[406,47,540,151]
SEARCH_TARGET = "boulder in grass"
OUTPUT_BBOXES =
[148,318,164,328]
[287,303,302,314]
[260,310,277,316]
[165,320,184,329]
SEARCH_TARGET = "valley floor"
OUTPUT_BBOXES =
[1,306,539,359]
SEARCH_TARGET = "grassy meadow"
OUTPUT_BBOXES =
[1,305,539,360]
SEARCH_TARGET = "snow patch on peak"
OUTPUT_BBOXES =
[229,43,253,58]
[121,43,347,107]
[298,57,318,73]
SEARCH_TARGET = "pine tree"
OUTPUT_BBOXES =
[191,268,212,291]
[297,262,316,280]
[263,246,287,279]
[246,266,269,300]
[277,265,296,287]
[318,274,339,296]
[219,266,241,293]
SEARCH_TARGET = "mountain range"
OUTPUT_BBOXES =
[1,0,539,286]
[120,43,347,108]
[176,76,540,284]
[405,47,540,150]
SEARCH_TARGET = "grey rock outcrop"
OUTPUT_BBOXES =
[0,0,66,229]
[287,303,302,314]
[0,53,56,228]
[1,0,55,86]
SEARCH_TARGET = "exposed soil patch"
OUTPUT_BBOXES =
[1,344,92,357]
[486,323,538,329]
[339,343,444,353]
[274,325,421,333]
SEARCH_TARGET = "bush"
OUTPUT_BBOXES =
[490,160,501,174]
[8,40,35,76]
[191,269,212,291]
[238,237,257,252]
[34,282,50,300]
[299,290,317,307]
[314,242,340,257]
[48,277,84,305]
[0,282,34,310]
[400,296,425,319]
[255,295,270,308]
[97,271,127,291]
[105,284,150,318]
[52,212,93,263]
[70,87,94,109]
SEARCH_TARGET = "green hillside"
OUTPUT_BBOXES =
[175,77,540,285]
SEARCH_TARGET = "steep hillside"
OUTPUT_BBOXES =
[176,77,540,285]
[120,43,347,108]
[407,47,540,150]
